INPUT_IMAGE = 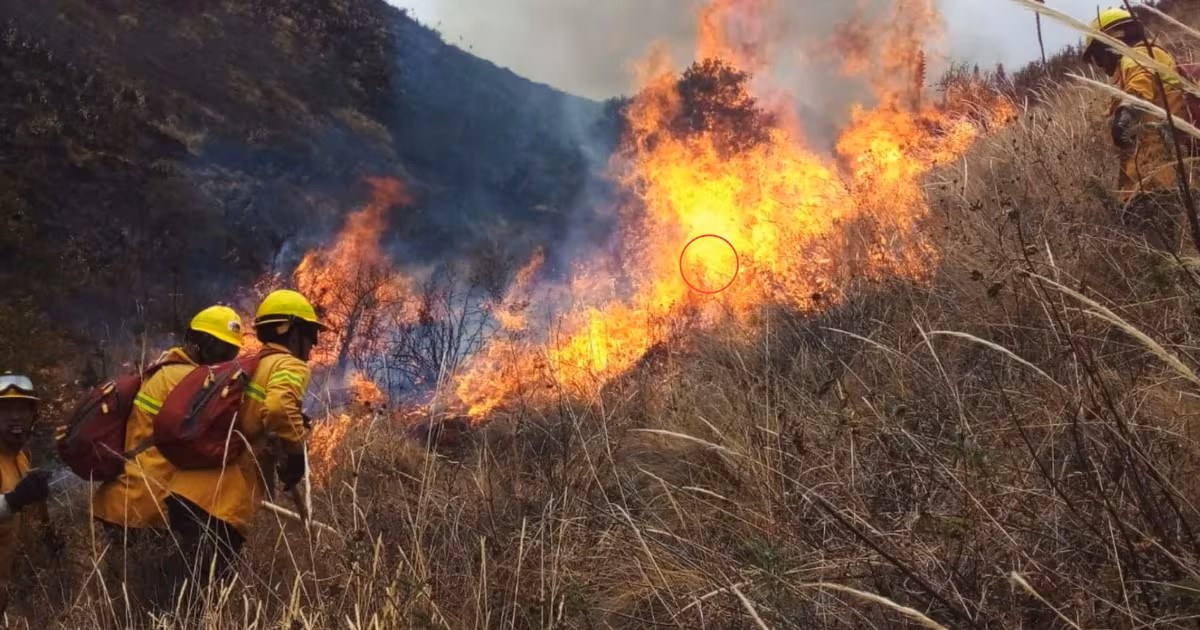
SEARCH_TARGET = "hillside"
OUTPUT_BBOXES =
[0,0,604,371]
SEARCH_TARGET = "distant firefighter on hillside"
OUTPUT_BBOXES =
[1081,6,1194,243]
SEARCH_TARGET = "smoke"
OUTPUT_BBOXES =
[396,0,928,148]
[397,0,1105,102]
[400,0,902,97]
[940,0,1118,71]
[401,0,700,98]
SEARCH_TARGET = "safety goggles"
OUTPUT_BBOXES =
[0,374,37,400]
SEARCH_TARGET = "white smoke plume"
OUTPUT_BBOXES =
[396,0,1108,101]
[396,0,896,149]
[398,1,875,97]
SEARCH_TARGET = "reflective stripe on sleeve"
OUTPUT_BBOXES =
[268,370,305,388]
[245,384,267,402]
[133,393,163,415]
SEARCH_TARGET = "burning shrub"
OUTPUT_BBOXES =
[666,59,776,156]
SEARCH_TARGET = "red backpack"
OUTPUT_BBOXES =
[153,349,279,470]
[57,359,185,482]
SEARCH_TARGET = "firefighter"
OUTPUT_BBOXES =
[90,305,243,611]
[0,373,52,616]
[1082,7,1192,240]
[165,290,319,597]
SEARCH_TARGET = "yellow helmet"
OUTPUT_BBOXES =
[255,289,327,330]
[1083,8,1135,60]
[189,305,245,348]
[0,373,38,402]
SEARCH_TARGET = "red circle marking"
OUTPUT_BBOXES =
[679,234,739,295]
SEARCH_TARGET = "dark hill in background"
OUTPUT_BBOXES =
[0,0,607,370]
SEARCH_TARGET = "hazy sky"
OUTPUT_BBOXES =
[391,0,1110,99]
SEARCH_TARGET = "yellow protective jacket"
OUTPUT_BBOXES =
[1111,43,1190,201]
[167,343,310,536]
[92,347,196,529]
[0,449,30,587]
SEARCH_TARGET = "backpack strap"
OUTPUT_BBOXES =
[238,348,283,404]
[230,346,285,376]
[124,439,155,460]
[256,345,289,360]
[143,351,192,378]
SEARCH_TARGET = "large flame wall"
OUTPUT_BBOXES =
[450,0,1012,419]
[286,0,1014,423]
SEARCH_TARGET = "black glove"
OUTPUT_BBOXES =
[300,412,313,430]
[278,451,306,491]
[6,469,50,512]
[1112,107,1137,150]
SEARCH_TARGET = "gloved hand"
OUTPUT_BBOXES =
[278,451,306,491]
[1112,107,1137,150]
[5,469,50,512]
[301,412,313,430]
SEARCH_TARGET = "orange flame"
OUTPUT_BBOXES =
[452,0,1011,420]
[453,251,547,417]
[348,370,386,407]
[294,177,415,368]
[307,412,352,486]
[269,179,413,482]
[697,0,775,72]
[828,0,941,100]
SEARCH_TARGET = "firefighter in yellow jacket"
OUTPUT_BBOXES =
[166,290,319,591]
[0,373,52,616]
[1083,8,1191,213]
[90,306,242,609]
